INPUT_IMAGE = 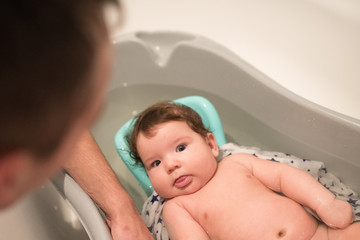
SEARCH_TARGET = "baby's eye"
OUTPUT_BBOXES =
[176,144,187,152]
[152,160,161,167]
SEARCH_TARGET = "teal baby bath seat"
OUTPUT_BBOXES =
[114,96,226,196]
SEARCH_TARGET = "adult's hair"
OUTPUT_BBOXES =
[128,101,210,165]
[0,0,119,158]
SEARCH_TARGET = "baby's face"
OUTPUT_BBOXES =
[137,121,219,199]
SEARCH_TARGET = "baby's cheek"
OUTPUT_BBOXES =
[150,177,169,197]
[154,186,173,199]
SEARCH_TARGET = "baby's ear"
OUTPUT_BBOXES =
[206,132,219,158]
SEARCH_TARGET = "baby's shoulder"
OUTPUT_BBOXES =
[222,152,258,168]
[163,197,185,214]
[216,154,255,177]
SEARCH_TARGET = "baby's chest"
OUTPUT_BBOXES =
[205,160,269,197]
[182,164,273,221]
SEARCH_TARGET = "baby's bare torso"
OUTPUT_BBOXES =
[170,157,319,240]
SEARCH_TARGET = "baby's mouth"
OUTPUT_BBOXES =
[174,175,192,188]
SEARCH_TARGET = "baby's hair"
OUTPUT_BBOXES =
[128,101,211,165]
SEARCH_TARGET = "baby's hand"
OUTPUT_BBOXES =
[316,197,353,229]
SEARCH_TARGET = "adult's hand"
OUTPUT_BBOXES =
[64,131,153,240]
[106,198,153,240]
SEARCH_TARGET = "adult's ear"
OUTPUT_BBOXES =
[0,151,32,208]
[206,132,219,158]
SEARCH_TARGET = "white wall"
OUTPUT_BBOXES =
[111,0,360,120]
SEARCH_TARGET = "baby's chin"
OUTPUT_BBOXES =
[156,185,202,199]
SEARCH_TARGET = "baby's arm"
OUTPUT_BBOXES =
[235,153,353,228]
[163,200,210,240]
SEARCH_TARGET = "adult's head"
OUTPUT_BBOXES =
[0,0,121,208]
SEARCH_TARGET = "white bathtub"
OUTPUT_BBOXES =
[1,29,358,239]
[1,28,358,239]
[91,31,360,210]
[0,172,111,240]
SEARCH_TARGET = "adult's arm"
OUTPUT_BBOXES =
[64,130,153,240]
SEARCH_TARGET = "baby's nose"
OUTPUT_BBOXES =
[165,158,180,173]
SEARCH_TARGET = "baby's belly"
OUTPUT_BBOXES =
[239,195,317,239]
[184,171,319,239]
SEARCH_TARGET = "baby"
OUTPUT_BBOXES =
[128,101,360,239]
